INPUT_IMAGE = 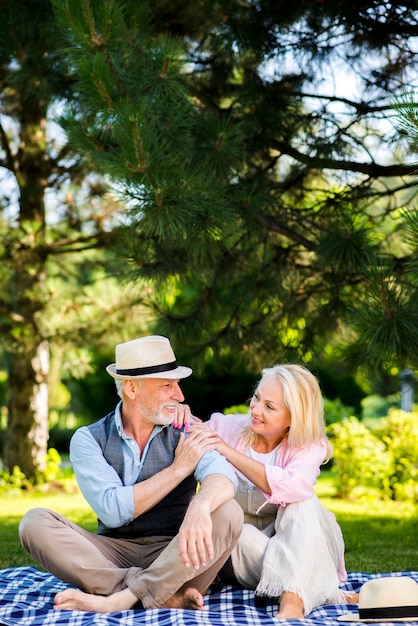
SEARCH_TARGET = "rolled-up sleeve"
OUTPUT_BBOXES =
[70,427,134,528]
[194,449,238,491]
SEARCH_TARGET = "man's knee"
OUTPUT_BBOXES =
[212,499,244,542]
[19,507,54,548]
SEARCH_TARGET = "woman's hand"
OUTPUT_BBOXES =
[173,427,219,475]
[188,422,228,455]
[172,404,202,430]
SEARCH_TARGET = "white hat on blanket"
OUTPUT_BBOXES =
[106,335,192,380]
[338,576,418,622]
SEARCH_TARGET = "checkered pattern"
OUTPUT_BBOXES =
[0,567,416,625]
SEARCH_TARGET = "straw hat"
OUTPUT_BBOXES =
[338,576,418,622]
[106,336,192,380]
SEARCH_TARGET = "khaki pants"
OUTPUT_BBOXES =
[19,501,243,608]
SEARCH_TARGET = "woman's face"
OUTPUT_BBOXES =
[249,375,291,442]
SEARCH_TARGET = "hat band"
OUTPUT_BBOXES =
[116,360,178,376]
[360,605,418,620]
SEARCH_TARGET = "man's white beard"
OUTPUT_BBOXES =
[150,407,175,426]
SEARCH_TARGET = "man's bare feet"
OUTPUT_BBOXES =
[275,591,304,620]
[54,586,205,614]
[164,587,205,611]
[53,587,138,613]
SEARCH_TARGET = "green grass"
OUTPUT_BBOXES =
[1,472,417,573]
[1,481,97,570]
[315,473,418,573]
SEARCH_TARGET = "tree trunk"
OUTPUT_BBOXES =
[2,81,50,479]
[3,229,50,479]
[4,341,50,478]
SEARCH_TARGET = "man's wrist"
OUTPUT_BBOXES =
[190,493,211,510]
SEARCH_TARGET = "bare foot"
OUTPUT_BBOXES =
[54,587,138,613]
[346,592,359,604]
[164,587,205,611]
[275,591,304,620]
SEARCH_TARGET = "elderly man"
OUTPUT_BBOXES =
[19,335,243,614]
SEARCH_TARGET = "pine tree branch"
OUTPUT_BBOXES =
[272,139,418,177]
[83,0,130,100]
[255,213,317,250]
[44,229,117,254]
[297,91,396,115]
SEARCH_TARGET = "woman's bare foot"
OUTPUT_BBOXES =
[53,587,137,613]
[164,587,205,610]
[273,590,359,619]
[275,591,304,619]
[346,592,359,604]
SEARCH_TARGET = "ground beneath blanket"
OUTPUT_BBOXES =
[0,567,417,625]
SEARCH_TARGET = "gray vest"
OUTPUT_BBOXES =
[88,411,197,539]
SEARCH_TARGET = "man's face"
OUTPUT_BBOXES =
[135,377,185,426]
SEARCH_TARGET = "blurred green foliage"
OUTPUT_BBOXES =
[328,411,418,502]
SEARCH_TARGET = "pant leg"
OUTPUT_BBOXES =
[19,507,158,595]
[256,496,346,615]
[126,499,244,608]
[230,523,269,589]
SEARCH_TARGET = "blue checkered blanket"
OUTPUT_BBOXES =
[0,567,417,625]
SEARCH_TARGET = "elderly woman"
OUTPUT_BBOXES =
[190,364,357,619]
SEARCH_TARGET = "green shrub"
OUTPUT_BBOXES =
[0,465,30,494]
[37,448,62,484]
[372,409,418,502]
[0,448,63,493]
[222,404,249,415]
[361,394,399,419]
[328,416,391,499]
[323,397,353,425]
[328,411,418,502]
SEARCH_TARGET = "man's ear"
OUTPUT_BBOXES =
[123,379,139,399]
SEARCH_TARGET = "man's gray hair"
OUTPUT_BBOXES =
[114,377,143,398]
[115,378,123,398]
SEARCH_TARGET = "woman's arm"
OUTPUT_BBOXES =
[191,414,327,504]
[202,430,272,493]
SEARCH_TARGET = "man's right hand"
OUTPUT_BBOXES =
[178,497,213,569]
[178,472,236,569]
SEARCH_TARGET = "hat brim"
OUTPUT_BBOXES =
[338,614,418,623]
[106,363,192,380]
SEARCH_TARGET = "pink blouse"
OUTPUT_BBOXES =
[208,412,328,507]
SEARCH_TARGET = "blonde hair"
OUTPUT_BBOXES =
[240,364,333,463]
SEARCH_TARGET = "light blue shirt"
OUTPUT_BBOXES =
[70,401,238,528]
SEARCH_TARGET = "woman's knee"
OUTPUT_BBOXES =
[231,524,268,588]
[238,523,269,553]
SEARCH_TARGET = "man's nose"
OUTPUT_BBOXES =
[173,382,184,402]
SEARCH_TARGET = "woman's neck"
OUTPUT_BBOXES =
[253,435,285,453]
